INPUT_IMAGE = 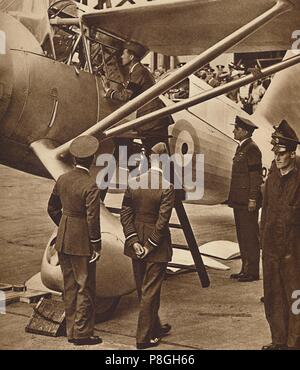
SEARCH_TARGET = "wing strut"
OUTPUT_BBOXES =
[51,0,293,158]
[104,53,300,138]
[30,52,300,182]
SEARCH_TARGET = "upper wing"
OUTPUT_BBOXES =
[82,0,300,56]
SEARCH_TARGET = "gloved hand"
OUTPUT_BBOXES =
[101,76,111,96]
[89,250,101,264]
[248,199,257,212]
[133,242,144,258]
[139,244,154,259]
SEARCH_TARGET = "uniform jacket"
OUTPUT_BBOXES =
[228,138,263,209]
[261,162,300,260]
[120,169,175,263]
[107,62,172,134]
[48,167,101,256]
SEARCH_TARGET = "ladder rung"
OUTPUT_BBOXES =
[107,207,121,215]
[169,223,183,230]
[172,244,189,250]
[167,263,196,271]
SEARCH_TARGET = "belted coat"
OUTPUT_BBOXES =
[120,169,175,263]
[48,167,101,256]
[228,138,263,209]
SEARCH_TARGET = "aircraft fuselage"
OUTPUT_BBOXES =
[0,11,121,177]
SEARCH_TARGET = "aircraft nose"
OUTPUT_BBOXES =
[0,33,13,122]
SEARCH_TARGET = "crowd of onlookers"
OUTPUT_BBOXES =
[194,62,272,114]
[154,61,273,115]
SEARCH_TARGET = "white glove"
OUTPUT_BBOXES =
[89,250,101,264]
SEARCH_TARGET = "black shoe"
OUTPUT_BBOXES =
[238,274,259,282]
[73,336,102,346]
[155,323,171,338]
[136,337,161,350]
[262,343,287,350]
[68,339,75,343]
[230,272,244,279]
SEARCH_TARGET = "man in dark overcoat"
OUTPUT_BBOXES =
[228,115,263,282]
[47,135,102,346]
[120,142,175,349]
[261,120,300,350]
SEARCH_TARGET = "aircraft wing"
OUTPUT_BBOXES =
[82,0,300,56]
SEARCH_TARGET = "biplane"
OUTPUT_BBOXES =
[1,0,300,318]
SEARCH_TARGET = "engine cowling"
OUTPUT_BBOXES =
[41,203,136,298]
[0,27,13,122]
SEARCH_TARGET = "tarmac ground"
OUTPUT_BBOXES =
[0,165,270,350]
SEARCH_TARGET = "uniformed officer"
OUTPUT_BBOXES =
[103,41,173,155]
[261,120,300,350]
[228,115,263,282]
[47,135,102,346]
[120,142,175,350]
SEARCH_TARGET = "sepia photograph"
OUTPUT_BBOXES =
[1,0,300,354]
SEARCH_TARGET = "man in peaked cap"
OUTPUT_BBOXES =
[48,135,102,346]
[228,115,263,282]
[120,142,174,350]
[261,120,300,350]
[271,119,300,152]
[103,40,173,156]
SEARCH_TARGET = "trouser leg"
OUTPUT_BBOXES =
[132,260,161,333]
[58,253,78,340]
[282,257,300,348]
[70,255,96,339]
[234,208,260,277]
[263,255,289,346]
[152,284,164,335]
[234,209,246,274]
[132,259,163,336]
[132,259,147,302]
[136,262,167,344]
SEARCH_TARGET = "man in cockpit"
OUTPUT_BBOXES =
[104,41,173,156]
